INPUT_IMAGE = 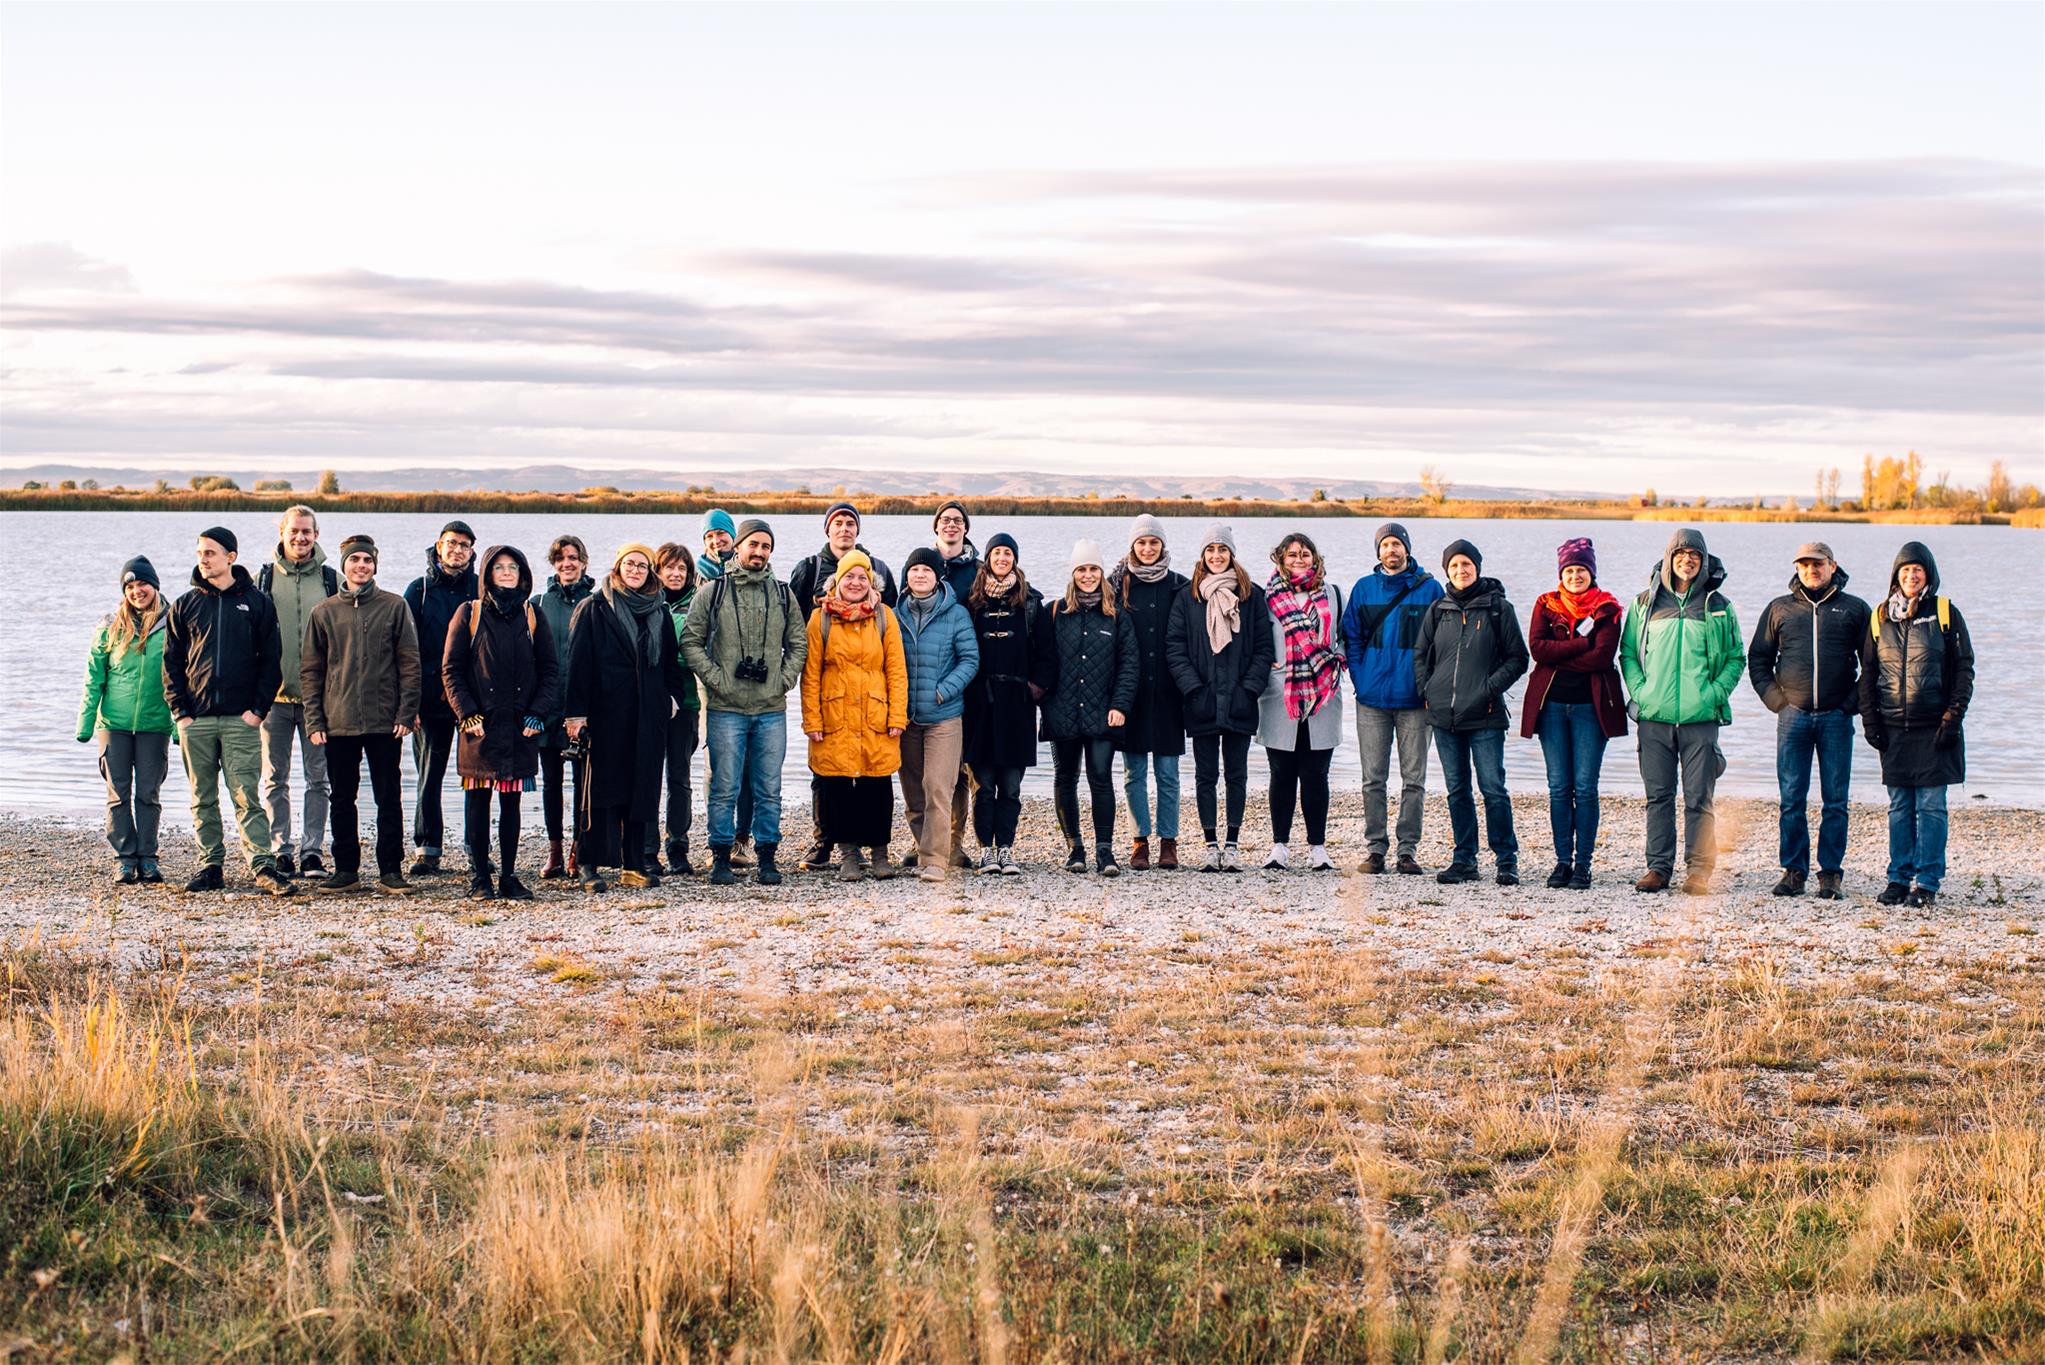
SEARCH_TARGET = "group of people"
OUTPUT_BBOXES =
[78,502,1976,908]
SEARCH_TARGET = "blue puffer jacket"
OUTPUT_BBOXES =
[897,584,980,725]
[1341,565,1443,710]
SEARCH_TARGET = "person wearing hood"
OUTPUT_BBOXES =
[641,543,704,876]
[163,527,291,896]
[1258,532,1347,871]
[1619,527,1744,895]
[1341,521,1444,875]
[443,546,561,901]
[691,507,755,868]
[402,520,479,875]
[1748,542,1872,899]
[1858,542,1974,908]
[532,534,594,879]
[1522,537,1624,889]
[1165,526,1276,872]
[564,544,693,891]
[801,549,910,881]
[302,535,422,895]
[1109,513,1190,870]
[1416,540,1529,885]
[963,532,1052,874]
[788,502,897,872]
[1040,539,1139,875]
[895,545,981,881]
[257,504,337,879]
[78,555,176,883]
[681,518,808,886]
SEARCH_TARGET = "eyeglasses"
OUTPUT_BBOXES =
[936,516,966,528]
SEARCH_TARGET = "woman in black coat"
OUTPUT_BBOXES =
[1165,526,1275,872]
[962,532,1052,873]
[563,543,691,891]
[1037,539,1139,877]
[443,545,560,901]
[1109,514,1190,870]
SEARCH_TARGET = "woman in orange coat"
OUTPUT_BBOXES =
[800,550,910,880]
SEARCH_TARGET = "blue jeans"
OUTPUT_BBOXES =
[1776,708,1854,874]
[1121,751,1181,840]
[706,710,786,849]
[1535,703,1607,871]
[1886,785,1948,892]
[1433,728,1516,870]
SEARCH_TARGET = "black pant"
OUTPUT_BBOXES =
[464,788,522,874]
[410,717,456,853]
[581,811,648,872]
[644,710,699,863]
[1193,732,1252,842]
[328,733,404,876]
[972,764,1026,847]
[1267,720,1332,845]
[540,744,584,842]
[1052,737,1116,848]
[818,775,895,848]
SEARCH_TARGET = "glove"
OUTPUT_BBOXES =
[1865,725,1889,752]
[1935,716,1961,750]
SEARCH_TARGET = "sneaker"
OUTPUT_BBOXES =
[998,847,1023,876]
[1546,864,1573,889]
[1201,843,1223,873]
[1358,852,1386,875]
[1772,870,1807,897]
[1635,870,1670,894]
[1220,844,1243,873]
[1815,871,1843,900]
[251,867,293,897]
[301,853,326,877]
[184,865,224,892]
[275,851,297,878]
[318,870,361,894]
[1907,887,1938,908]
[1568,868,1593,890]
[917,863,947,883]
[799,840,834,873]
[1096,849,1121,878]
[375,871,414,896]
[139,864,164,884]
[1065,845,1088,874]
[499,873,534,901]
[409,853,443,877]
[1395,854,1425,876]
[1306,845,1334,871]
[1435,864,1479,885]
[469,871,497,899]
[977,848,1000,875]
[1496,867,1520,888]
[1263,844,1289,871]
[1877,881,1909,905]
[866,847,900,880]
[116,865,139,885]
[755,845,783,887]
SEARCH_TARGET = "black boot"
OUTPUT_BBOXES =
[755,843,783,886]
[499,871,534,901]
[708,845,736,886]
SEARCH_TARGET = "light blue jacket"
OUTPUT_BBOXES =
[897,584,980,725]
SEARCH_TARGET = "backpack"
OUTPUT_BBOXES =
[257,563,338,597]
[468,598,538,641]
[700,573,796,661]
[819,602,896,654]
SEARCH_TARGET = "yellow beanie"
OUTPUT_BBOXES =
[613,542,656,570]
[834,548,873,581]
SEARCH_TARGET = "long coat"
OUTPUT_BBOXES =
[1164,579,1275,738]
[1110,567,1190,755]
[563,585,691,821]
[964,584,1052,770]
[442,546,561,784]
[801,605,909,778]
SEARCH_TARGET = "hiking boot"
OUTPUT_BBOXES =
[755,844,783,887]
[1496,867,1520,887]
[1158,838,1180,870]
[1359,852,1387,875]
[275,851,297,878]
[409,853,443,877]
[375,871,413,896]
[1220,844,1244,873]
[1096,848,1121,878]
[1569,868,1593,890]
[1772,870,1807,897]
[1435,863,1479,885]
[469,870,497,899]
[729,838,754,870]
[185,864,224,892]
[499,873,534,901]
[541,839,566,879]
[1396,854,1425,876]
[838,845,867,882]
[867,847,900,880]
[617,867,657,889]
[1635,870,1670,893]
[799,839,834,873]
[1907,887,1938,908]
[1876,881,1909,905]
[1546,863,1573,889]
[301,853,326,877]
[579,863,608,893]
[1680,872,1713,896]
[318,869,362,894]
[998,846,1022,876]
[668,849,696,878]
[1815,871,1843,900]
[251,866,294,897]
[1202,843,1223,872]
[1065,844,1088,874]
[1129,837,1151,871]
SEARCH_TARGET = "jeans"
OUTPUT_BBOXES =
[1052,736,1117,847]
[1354,705,1430,858]
[325,733,404,877]
[410,717,456,855]
[1535,703,1607,871]
[179,714,276,871]
[1267,720,1332,845]
[540,743,584,842]
[1191,731,1251,842]
[1776,708,1854,875]
[260,701,329,860]
[1886,785,1948,892]
[901,717,964,864]
[1121,750,1181,839]
[971,764,1025,847]
[97,730,169,871]
[1637,720,1724,876]
[1433,727,1517,870]
[706,709,786,848]
[644,708,700,863]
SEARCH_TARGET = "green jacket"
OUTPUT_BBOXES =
[679,563,807,715]
[77,612,176,740]
[666,590,701,713]
[1620,548,1744,727]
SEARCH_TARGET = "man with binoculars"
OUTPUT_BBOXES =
[681,518,808,886]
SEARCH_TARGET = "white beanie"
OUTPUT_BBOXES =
[1069,539,1105,574]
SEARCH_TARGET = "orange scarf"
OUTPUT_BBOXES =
[1538,585,1618,624]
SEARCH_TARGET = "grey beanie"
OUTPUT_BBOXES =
[734,517,775,549]
[1128,512,1167,548]
[1199,524,1238,559]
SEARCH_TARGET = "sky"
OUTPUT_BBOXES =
[2,1,2041,495]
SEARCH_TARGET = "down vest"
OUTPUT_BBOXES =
[1164,579,1275,738]
[896,584,980,725]
[1038,599,1139,742]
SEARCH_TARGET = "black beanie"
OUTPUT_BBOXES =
[933,499,970,532]
[1441,539,1482,574]
[440,520,476,542]
[198,526,237,555]
[903,546,944,579]
[119,555,160,590]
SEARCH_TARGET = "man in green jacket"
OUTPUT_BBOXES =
[680,518,808,886]
[1619,527,1743,894]
[257,504,337,877]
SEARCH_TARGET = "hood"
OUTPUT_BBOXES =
[476,544,534,601]
[941,537,979,567]
[190,563,256,596]
[1787,564,1851,601]
[425,545,478,590]
[543,571,594,601]
[1439,575,1506,608]
[1656,528,1716,595]
[727,559,778,587]
[1889,541,1940,598]
[273,542,328,575]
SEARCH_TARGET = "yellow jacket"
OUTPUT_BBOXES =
[800,605,909,778]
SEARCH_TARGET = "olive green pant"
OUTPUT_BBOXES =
[180,714,277,872]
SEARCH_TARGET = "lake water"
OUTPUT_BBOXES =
[3,511,2038,832]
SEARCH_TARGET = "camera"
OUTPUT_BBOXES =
[736,655,770,684]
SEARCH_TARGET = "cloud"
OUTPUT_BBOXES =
[0,242,136,297]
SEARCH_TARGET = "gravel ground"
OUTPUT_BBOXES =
[4,793,2039,1010]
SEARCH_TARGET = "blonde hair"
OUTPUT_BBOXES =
[277,504,319,532]
[106,593,161,661]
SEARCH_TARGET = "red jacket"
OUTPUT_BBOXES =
[1520,595,1628,740]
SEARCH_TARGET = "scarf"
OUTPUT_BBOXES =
[487,584,525,617]
[1123,551,1171,585]
[981,571,1019,603]
[1071,587,1103,611]
[1197,571,1241,654]
[602,573,665,666]
[1886,588,1919,623]
[662,585,689,606]
[1265,570,1340,721]
[823,592,877,623]
[1537,584,1618,625]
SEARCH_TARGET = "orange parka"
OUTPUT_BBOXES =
[800,605,909,778]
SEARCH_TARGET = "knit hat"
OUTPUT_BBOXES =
[1128,512,1166,548]
[1069,539,1105,574]
[1557,537,1596,577]
[1200,524,1238,558]
[198,525,237,555]
[118,555,159,590]
[823,501,861,533]
[903,546,944,579]
[1374,522,1413,557]
[700,508,737,542]
[337,534,378,565]
[1441,539,1482,574]
[986,531,1020,560]
[734,518,774,549]
[613,541,656,569]
[834,548,873,581]
[439,520,476,543]
[933,499,970,532]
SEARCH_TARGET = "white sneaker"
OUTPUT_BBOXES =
[1264,843,1290,870]
[1221,844,1244,873]
[1307,845,1334,871]
[1200,842,1222,872]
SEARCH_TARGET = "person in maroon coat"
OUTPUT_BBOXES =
[1520,537,1626,889]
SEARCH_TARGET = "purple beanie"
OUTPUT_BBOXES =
[1558,537,1597,578]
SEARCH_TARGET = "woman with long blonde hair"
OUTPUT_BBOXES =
[76,556,176,883]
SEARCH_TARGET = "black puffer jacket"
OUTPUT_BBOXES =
[964,582,1052,770]
[442,546,561,784]
[1037,598,1139,742]
[1109,566,1190,755]
[405,549,480,726]
[1747,568,1871,713]
[788,545,898,615]
[1164,578,1276,738]
[163,565,283,721]
[1414,579,1529,733]
[1859,542,1974,787]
